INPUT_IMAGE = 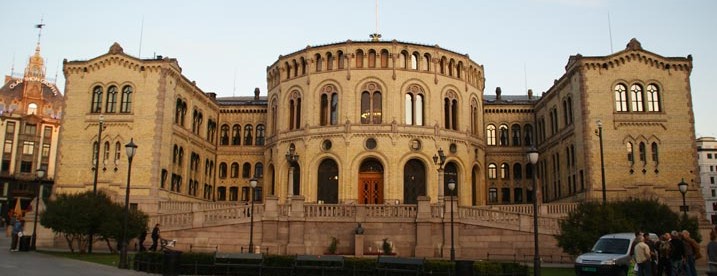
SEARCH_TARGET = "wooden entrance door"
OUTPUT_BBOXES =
[359,172,383,204]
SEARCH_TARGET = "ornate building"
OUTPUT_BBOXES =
[0,41,63,221]
[53,37,702,257]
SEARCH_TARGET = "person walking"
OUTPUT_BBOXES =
[669,231,686,276]
[10,218,23,251]
[682,230,700,276]
[707,230,717,273]
[149,224,160,251]
[635,234,653,276]
[138,228,147,252]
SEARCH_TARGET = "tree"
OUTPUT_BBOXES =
[556,198,700,256]
[41,191,148,253]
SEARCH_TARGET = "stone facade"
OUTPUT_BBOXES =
[52,37,704,257]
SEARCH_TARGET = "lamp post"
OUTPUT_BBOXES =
[527,146,540,276]
[89,115,104,253]
[678,178,688,217]
[30,168,46,251]
[248,178,258,253]
[119,138,137,269]
[432,148,447,198]
[595,120,606,204]
[447,178,456,261]
[285,146,298,197]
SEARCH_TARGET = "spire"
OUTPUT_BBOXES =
[25,20,46,80]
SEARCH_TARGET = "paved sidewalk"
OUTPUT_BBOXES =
[0,234,146,275]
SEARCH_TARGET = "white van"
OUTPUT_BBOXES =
[574,232,656,276]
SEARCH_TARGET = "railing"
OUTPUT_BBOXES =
[491,204,533,214]
[366,204,417,218]
[151,212,193,228]
[158,201,193,213]
[460,207,521,227]
[546,202,578,216]
[204,205,263,225]
[305,204,356,217]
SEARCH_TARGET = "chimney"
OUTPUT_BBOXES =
[254,87,260,100]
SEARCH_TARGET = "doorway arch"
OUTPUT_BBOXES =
[317,159,339,203]
[403,159,426,204]
[358,158,383,204]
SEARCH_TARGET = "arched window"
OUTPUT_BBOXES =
[219,163,227,178]
[511,124,521,146]
[513,163,522,180]
[320,85,339,126]
[488,163,497,179]
[91,86,103,113]
[105,86,117,113]
[301,57,307,75]
[244,125,253,146]
[103,141,110,165]
[120,85,132,113]
[630,84,644,112]
[380,49,389,68]
[626,142,634,163]
[566,97,573,124]
[242,162,251,178]
[355,49,364,68]
[439,57,446,74]
[403,159,426,204]
[423,53,431,71]
[27,103,37,115]
[293,60,298,77]
[470,99,479,136]
[646,84,661,112]
[114,142,121,163]
[232,124,241,145]
[499,124,509,146]
[220,124,229,145]
[639,142,646,162]
[411,52,418,70]
[443,91,458,130]
[360,83,382,124]
[524,124,534,146]
[255,162,264,178]
[404,85,424,126]
[651,142,659,163]
[500,163,509,179]
[289,91,302,130]
[255,124,265,146]
[486,125,496,146]
[337,51,345,69]
[368,49,376,68]
[317,159,339,204]
[615,84,628,112]
[315,54,323,72]
[400,51,409,69]
[326,52,334,71]
[231,162,239,178]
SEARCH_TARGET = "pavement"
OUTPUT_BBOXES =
[0,233,146,276]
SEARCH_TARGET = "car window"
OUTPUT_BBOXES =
[592,238,630,254]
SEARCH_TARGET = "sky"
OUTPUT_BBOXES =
[1,0,715,137]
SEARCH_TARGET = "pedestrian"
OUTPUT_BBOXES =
[681,230,700,276]
[149,224,160,251]
[6,215,15,238]
[669,230,686,276]
[643,233,658,276]
[138,228,147,252]
[707,230,717,273]
[10,217,23,252]
[635,235,653,276]
[656,232,672,276]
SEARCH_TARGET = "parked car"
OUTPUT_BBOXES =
[574,232,657,276]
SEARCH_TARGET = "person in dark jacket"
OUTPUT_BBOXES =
[669,230,686,276]
[138,228,147,252]
[149,224,160,251]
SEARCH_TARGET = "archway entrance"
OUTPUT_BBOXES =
[317,159,339,203]
[358,158,383,204]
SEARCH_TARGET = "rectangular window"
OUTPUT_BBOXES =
[514,188,523,203]
[241,187,250,201]
[24,124,36,135]
[42,144,50,158]
[22,141,34,155]
[488,188,497,203]
[6,121,15,134]
[712,177,715,184]
[712,189,716,197]
[1,160,9,172]
[254,187,263,202]
[218,187,226,201]
[20,161,32,173]
[43,126,52,139]
[709,153,714,159]
[229,187,238,201]
[501,188,510,203]
[712,166,715,172]
[4,140,12,153]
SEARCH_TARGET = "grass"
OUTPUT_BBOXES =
[536,267,575,276]
[40,251,131,267]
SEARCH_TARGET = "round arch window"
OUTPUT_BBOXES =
[365,138,377,150]
[322,139,332,151]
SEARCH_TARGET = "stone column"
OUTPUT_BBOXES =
[414,196,434,257]
[287,166,295,198]
[286,195,306,255]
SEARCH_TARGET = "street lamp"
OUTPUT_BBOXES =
[678,178,688,217]
[527,146,540,276]
[30,168,46,251]
[248,178,258,253]
[89,114,104,253]
[433,148,447,199]
[447,178,456,261]
[285,145,299,197]
[595,120,606,204]
[119,138,137,269]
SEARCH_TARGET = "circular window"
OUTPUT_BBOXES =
[449,143,457,153]
[322,140,332,151]
[365,138,377,150]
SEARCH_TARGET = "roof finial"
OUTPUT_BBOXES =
[35,16,45,52]
[370,0,381,41]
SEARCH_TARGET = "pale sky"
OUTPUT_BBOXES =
[2,0,715,137]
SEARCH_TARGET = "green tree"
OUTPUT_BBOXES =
[557,198,700,256]
[41,191,148,253]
